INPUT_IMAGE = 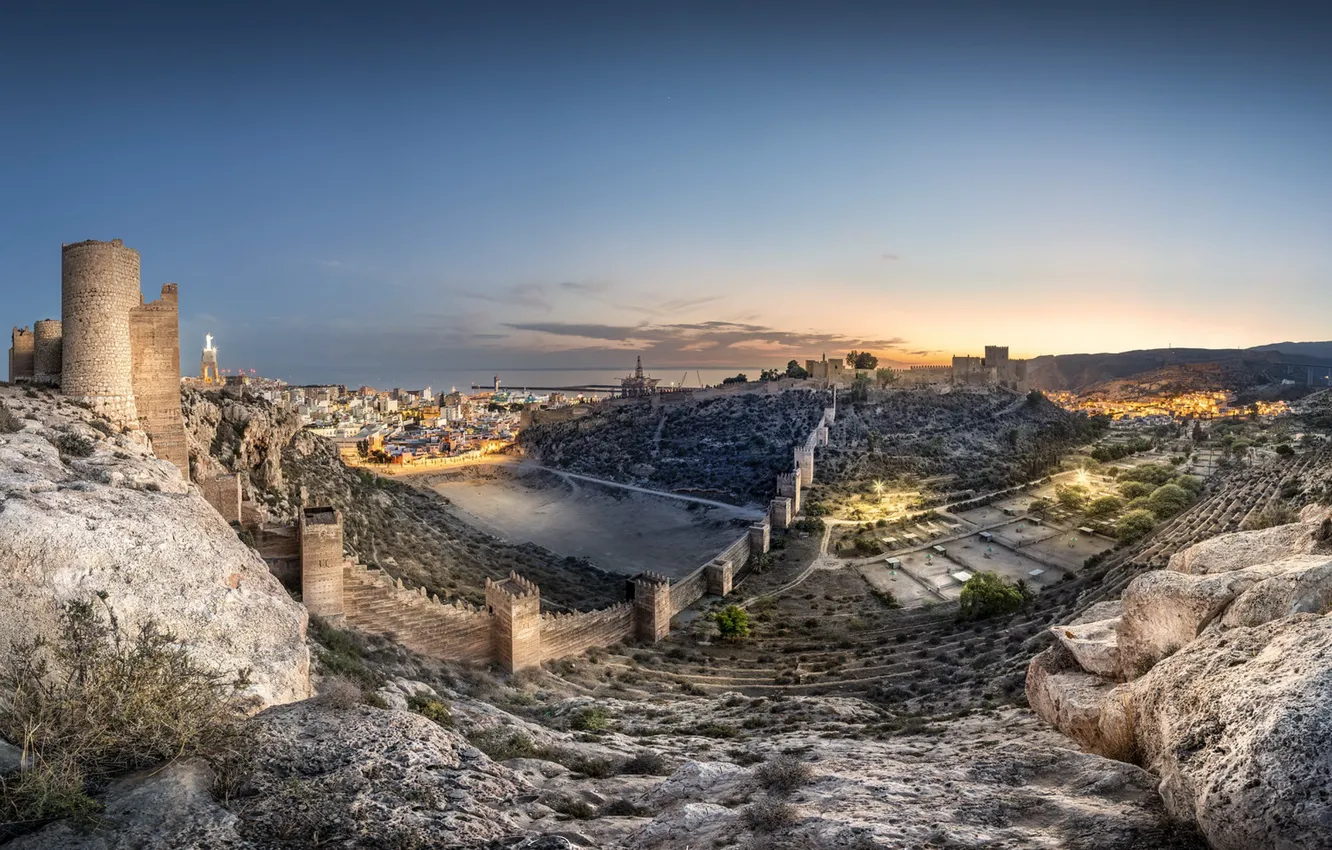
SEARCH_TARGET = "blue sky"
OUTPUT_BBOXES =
[2,1,1331,387]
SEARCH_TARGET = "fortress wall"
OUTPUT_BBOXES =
[61,240,140,424]
[486,573,542,671]
[669,567,707,614]
[32,320,62,384]
[539,603,635,662]
[130,284,188,475]
[201,473,242,523]
[342,564,495,663]
[9,327,34,383]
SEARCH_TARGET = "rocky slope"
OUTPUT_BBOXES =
[1028,504,1332,850]
[0,385,309,709]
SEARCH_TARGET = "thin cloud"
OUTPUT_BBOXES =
[881,253,900,261]
[559,280,610,294]
[463,283,551,311]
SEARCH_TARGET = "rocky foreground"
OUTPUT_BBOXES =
[1029,505,1332,850]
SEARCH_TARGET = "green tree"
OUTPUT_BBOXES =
[785,360,809,379]
[1085,495,1123,519]
[875,368,899,388]
[959,572,1025,619]
[1118,480,1154,500]
[1115,508,1158,542]
[1146,483,1191,518]
[1055,483,1088,511]
[712,605,751,640]
[721,374,748,385]
[1026,389,1044,406]
[760,368,781,382]
[849,372,873,403]
[1191,420,1205,442]
[1027,497,1052,516]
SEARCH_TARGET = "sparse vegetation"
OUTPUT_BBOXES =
[0,401,22,434]
[753,754,814,796]
[713,605,752,640]
[54,431,94,458]
[0,596,250,838]
[407,694,454,727]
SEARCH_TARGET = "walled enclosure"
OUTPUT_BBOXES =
[8,327,34,383]
[33,320,62,384]
[198,386,832,671]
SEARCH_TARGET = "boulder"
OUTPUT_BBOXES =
[1048,616,1120,677]
[8,759,240,850]
[1166,521,1318,575]
[0,388,309,709]
[1132,614,1332,850]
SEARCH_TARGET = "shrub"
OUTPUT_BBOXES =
[958,572,1025,620]
[1242,502,1300,531]
[316,676,365,709]
[569,706,610,732]
[0,596,249,836]
[406,694,453,727]
[55,432,94,458]
[742,796,799,833]
[712,605,751,640]
[753,755,813,796]
[620,750,671,776]
[467,729,542,762]
[0,401,21,434]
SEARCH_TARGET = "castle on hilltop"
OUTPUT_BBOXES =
[7,239,188,475]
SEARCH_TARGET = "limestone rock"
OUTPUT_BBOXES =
[8,759,241,850]
[0,736,22,775]
[1166,520,1319,575]
[0,387,309,709]
[225,701,526,846]
[1132,614,1332,850]
[1049,616,1120,677]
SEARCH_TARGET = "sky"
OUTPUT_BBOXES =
[2,1,1331,387]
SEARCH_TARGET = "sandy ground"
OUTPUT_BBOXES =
[419,460,750,579]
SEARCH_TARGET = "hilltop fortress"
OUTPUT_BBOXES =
[8,239,188,474]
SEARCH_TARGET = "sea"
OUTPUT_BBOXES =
[427,366,768,395]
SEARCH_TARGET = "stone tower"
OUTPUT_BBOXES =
[200,334,220,385]
[60,239,141,425]
[633,572,673,643]
[299,507,346,621]
[486,572,542,672]
[130,285,188,472]
[8,327,34,383]
[32,320,62,384]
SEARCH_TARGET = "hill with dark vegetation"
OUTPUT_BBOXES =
[519,389,830,505]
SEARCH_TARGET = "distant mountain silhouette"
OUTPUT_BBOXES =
[1026,343,1332,392]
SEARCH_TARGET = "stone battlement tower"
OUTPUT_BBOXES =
[299,507,346,621]
[486,572,542,671]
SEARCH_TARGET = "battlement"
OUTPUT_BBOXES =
[486,570,540,600]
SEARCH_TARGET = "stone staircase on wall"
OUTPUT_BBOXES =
[340,562,494,664]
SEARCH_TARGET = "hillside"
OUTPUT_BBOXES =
[519,389,830,505]
[816,387,1102,498]
[1024,348,1288,392]
[183,389,626,610]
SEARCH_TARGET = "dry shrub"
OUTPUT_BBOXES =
[0,595,251,838]
[315,676,364,709]
[753,754,814,796]
[742,796,799,833]
[0,401,21,434]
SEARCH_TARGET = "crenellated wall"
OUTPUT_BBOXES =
[342,564,494,663]
[539,603,635,662]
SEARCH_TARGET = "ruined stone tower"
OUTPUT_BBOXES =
[61,240,141,424]
[130,284,188,472]
[486,573,542,671]
[299,507,346,621]
[7,327,34,383]
[633,572,673,643]
[32,320,62,384]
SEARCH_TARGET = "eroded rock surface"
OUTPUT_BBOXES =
[1028,513,1332,849]
[0,386,309,708]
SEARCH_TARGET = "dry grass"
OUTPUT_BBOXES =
[0,595,251,838]
[0,401,22,434]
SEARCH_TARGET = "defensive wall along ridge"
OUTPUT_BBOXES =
[200,391,838,672]
[8,238,188,475]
